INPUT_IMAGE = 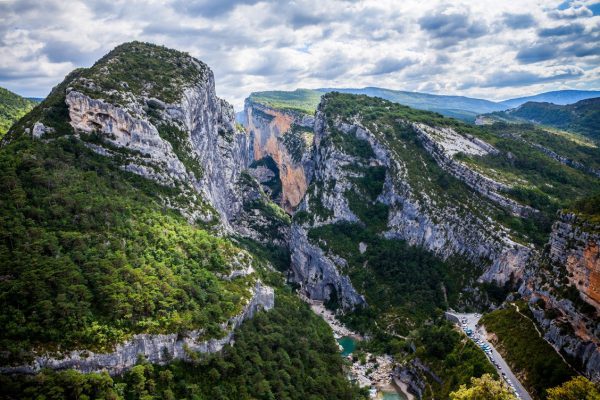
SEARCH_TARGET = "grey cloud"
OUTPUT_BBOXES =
[0,0,599,106]
[41,40,102,64]
[244,51,302,77]
[368,57,414,75]
[268,2,347,30]
[419,10,487,47]
[171,0,262,18]
[288,11,324,29]
[502,13,536,29]
[0,0,61,15]
[562,41,600,58]
[538,23,584,37]
[467,68,584,88]
[309,55,351,79]
[516,43,557,63]
[0,66,55,81]
[548,5,593,19]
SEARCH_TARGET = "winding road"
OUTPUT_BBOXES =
[447,312,533,400]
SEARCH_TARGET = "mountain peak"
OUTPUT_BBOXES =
[74,41,210,104]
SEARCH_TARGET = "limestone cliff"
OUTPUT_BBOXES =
[519,212,600,380]
[289,224,365,309]
[548,213,600,311]
[412,122,536,217]
[64,65,251,228]
[291,100,532,297]
[243,100,314,211]
[1,282,274,375]
[1,42,279,375]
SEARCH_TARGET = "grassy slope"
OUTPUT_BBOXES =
[73,41,206,104]
[480,303,575,399]
[247,89,322,114]
[499,90,600,109]
[247,87,507,121]
[319,87,505,121]
[457,122,600,245]
[569,193,600,226]
[0,87,37,137]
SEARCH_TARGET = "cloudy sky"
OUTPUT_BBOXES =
[1,0,599,109]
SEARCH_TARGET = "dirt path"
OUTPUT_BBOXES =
[511,303,576,371]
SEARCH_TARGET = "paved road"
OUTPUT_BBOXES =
[448,312,532,400]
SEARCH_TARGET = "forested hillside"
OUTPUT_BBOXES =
[484,98,600,142]
[0,87,37,137]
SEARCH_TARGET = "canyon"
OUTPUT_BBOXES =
[1,42,598,399]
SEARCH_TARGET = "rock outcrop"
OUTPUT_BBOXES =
[522,288,600,381]
[519,212,600,381]
[0,43,280,377]
[67,90,190,185]
[289,225,365,309]
[1,282,274,375]
[412,122,536,217]
[286,100,536,309]
[66,66,252,228]
[548,213,600,311]
[322,109,531,283]
[528,141,600,179]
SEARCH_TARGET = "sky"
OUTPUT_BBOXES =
[0,0,599,110]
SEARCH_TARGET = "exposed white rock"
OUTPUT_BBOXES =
[293,108,533,304]
[66,90,189,187]
[32,122,55,139]
[411,122,536,217]
[290,224,366,309]
[412,123,497,157]
[359,242,368,254]
[65,65,253,230]
[1,281,274,375]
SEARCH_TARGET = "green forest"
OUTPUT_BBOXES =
[0,133,254,360]
[481,303,576,399]
[0,87,36,137]
[0,290,366,400]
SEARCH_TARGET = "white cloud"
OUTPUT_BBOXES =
[0,0,597,108]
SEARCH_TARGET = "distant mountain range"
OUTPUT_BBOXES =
[247,88,600,122]
[484,97,600,141]
[316,87,505,121]
[499,90,600,109]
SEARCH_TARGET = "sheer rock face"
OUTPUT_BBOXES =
[371,122,531,285]
[288,106,535,309]
[66,67,252,228]
[244,101,313,211]
[66,90,189,186]
[519,213,600,381]
[289,225,366,309]
[179,82,251,224]
[1,282,274,376]
[522,286,600,381]
[549,214,600,311]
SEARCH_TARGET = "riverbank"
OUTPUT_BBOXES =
[308,300,358,339]
[306,299,411,399]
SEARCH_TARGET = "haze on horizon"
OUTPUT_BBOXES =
[0,0,599,110]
